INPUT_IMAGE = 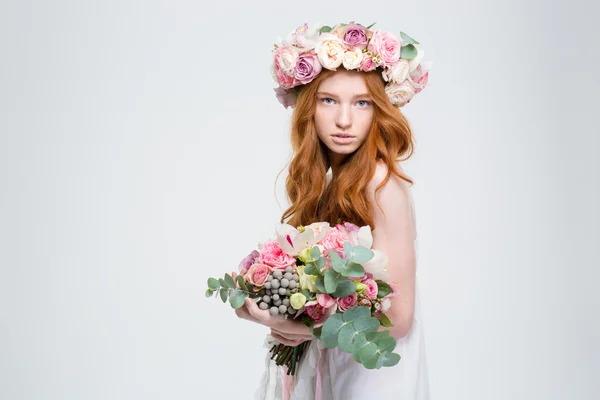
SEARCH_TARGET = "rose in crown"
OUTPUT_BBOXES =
[271,21,431,109]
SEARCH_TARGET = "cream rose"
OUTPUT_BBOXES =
[385,81,416,106]
[342,48,363,70]
[276,46,299,76]
[314,33,345,70]
[382,59,410,84]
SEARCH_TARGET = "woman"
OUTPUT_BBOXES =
[235,22,430,399]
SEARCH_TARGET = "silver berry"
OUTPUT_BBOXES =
[284,272,293,280]
[287,306,295,314]
[280,278,289,288]
[267,275,273,281]
[292,274,299,281]
[273,270,283,279]
[274,299,282,307]
[288,281,297,289]
[285,266,293,273]
[259,302,269,310]
[271,280,280,289]
[279,288,287,296]
[264,282,271,289]
[282,298,290,306]
[279,305,288,314]
[272,294,280,301]
[262,295,271,303]
[270,307,279,316]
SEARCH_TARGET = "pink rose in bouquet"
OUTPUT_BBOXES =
[258,240,296,270]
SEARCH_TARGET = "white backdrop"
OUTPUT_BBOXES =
[1,1,599,399]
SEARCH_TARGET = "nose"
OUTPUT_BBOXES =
[335,104,352,130]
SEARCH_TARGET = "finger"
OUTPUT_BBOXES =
[271,328,308,341]
[245,298,270,322]
[271,331,304,347]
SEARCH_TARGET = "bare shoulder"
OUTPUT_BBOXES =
[367,161,410,197]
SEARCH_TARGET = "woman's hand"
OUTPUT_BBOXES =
[235,298,313,346]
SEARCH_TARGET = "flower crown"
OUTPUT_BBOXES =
[271,21,431,109]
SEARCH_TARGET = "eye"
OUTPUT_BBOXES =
[356,100,371,107]
[321,97,335,105]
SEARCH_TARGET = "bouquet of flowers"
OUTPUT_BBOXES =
[205,221,400,375]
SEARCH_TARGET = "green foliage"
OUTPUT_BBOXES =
[376,281,393,298]
[400,31,419,45]
[207,272,253,309]
[377,312,393,327]
[400,44,418,60]
[304,263,320,276]
[317,306,401,370]
[319,25,332,34]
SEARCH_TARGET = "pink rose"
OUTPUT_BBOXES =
[342,23,369,50]
[259,241,296,270]
[238,250,259,272]
[274,87,297,109]
[343,222,360,232]
[273,47,300,89]
[244,263,272,287]
[321,227,350,252]
[364,279,378,299]
[367,31,401,68]
[337,293,358,312]
[294,51,322,84]
[360,55,376,72]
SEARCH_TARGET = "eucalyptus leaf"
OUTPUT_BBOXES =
[316,257,326,268]
[358,343,378,368]
[319,25,332,34]
[236,275,248,291]
[352,316,380,334]
[224,273,235,289]
[301,289,312,299]
[382,352,401,367]
[321,314,345,348]
[329,251,345,273]
[349,246,374,264]
[310,246,321,260]
[207,278,220,290]
[218,278,227,288]
[366,22,377,29]
[400,31,419,45]
[310,326,323,340]
[229,289,248,309]
[304,263,320,276]
[205,288,214,298]
[219,288,227,303]
[342,306,371,322]
[315,275,326,293]
[400,44,418,60]
[341,261,365,278]
[332,280,356,298]
[323,269,339,294]
[338,324,359,353]
[376,281,393,298]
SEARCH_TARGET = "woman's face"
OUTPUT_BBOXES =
[314,70,375,166]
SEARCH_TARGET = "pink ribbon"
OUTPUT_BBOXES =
[282,346,327,400]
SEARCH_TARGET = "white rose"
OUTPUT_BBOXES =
[315,33,345,70]
[382,59,410,84]
[385,81,416,107]
[276,47,299,76]
[408,48,425,72]
[342,48,363,70]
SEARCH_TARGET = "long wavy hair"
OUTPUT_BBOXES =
[279,68,415,231]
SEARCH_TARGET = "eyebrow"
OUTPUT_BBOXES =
[316,91,371,98]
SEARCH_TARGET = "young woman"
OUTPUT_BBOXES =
[235,22,430,399]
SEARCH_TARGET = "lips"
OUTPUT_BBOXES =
[332,133,354,138]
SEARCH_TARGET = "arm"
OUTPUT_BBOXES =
[366,163,416,339]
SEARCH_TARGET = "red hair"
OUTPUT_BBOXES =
[279,69,415,230]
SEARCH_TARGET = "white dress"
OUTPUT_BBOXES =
[255,179,430,400]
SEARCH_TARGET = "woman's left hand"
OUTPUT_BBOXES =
[239,298,313,345]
